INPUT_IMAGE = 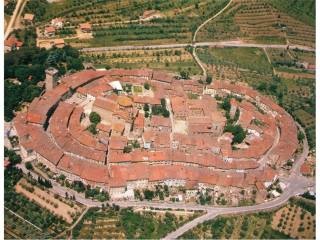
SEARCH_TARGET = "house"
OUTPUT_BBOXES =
[300,162,312,176]
[79,23,92,33]
[111,122,125,136]
[140,10,162,21]
[23,13,34,25]
[92,97,118,124]
[52,38,65,48]
[45,26,56,37]
[4,36,23,52]
[51,18,64,29]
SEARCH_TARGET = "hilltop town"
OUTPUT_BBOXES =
[14,67,299,203]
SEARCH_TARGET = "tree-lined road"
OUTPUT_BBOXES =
[4,0,26,40]
[80,41,315,53]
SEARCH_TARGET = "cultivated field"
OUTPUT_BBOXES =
[81,48,202,75]
[180,197,315,239]
[272,202,315,239]
[15,178,83,223]
[73,206,202,239]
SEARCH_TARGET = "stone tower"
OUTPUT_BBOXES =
[45,67,59,91]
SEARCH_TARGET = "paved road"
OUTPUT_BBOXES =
[80,41,315,53]
[4,0,25,40]
[15,120,313,239]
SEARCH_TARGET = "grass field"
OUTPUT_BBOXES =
[180,197,315,239]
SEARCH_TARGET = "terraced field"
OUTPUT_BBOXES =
[81,48,201,75]
[198,0,315,47]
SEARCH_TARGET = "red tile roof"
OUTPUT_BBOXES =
[300,162,312,175]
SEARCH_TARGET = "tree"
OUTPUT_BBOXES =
[89,112,101,124]
[298,131,304,143]
[221,97,231,112]
[132,140,140,148]
[87,124,97,135]
[224,124,246,145]
[160,98,166,107]
[143,104,149,112]
[66,57,84,71]
[206,75,212,84]
[144,82,150,90]
[123,145,132,153]
[162,109,170,118]
[58,174,66,181]
[257,82,267,91]
[143,189,154,200]
[25,162,33,170]
[180,71,189,80]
